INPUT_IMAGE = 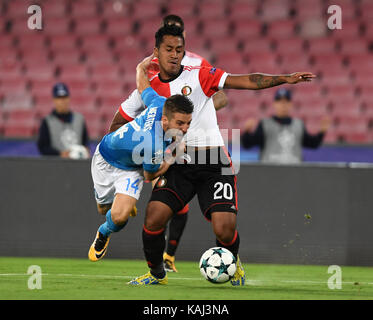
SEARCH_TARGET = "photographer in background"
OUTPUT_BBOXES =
[37,83,90,159]
[241,88,330,163]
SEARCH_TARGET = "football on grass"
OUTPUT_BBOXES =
[199,247,237,284]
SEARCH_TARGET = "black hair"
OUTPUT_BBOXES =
[161,14,184,31]
[164,94,194,119]
[155,24,185,48]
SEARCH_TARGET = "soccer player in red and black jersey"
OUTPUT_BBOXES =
[124,25,315,286]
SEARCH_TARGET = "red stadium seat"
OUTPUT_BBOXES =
[294,0,323,19]
[58,64,89,81]
[198,0,227,19]
[138,17,164,37]
[319,69,353,86]
[166,1,196,18]
[6,0,34,18]
[16,33,47,49]
[347,54,373,71]
[3,120,37,137]
[260,0,290,21]
[73,17,104,36]
[6,109,37,121]
[0,63,23,81]
[326,84,356,100]
[0,79,28,96]
[330,20,362,39]
[105,17,134,37]
[202,19,230,38]
[101,0,131,18]
[84,49,115,66]
[339,38,369,55]
[242,38,273,54]
[132,1,162,20]
[94,80,125,99]
[2,93,34,110]
[208,37,240,55]
[69,95,98,113]
[48,34,78,50]
[85,118,104,140]
[246,53,279,73]
[24,63,56,81]
[267,20,297,39]
[79,34,110,51]
[275,38,305,55]
[280,53,311,72]
[306,38,338,55]
[70,0,98,18]
[30,79,57,96]
[311,54,345,71]
[229,2,258,20]
[41,0,67,19]
[43,17,72,35]
[233,20,263,40]
[360,3,373,21]
[52,49,82,65]
[91,63,122,81]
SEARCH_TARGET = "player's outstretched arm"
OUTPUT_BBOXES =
[224,72,316,90]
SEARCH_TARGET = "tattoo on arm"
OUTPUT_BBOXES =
[248,74,287,89]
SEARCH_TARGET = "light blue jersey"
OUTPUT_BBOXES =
[99,87,170,173]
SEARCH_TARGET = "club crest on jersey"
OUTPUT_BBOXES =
[209,67,217,75]
[181,85,192,96]
[157,177,167,188]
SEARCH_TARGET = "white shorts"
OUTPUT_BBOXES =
[91,146,144,204]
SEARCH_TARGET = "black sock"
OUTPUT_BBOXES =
[166,212,188,256]
[216,230,240,260]
[142,225,166,279]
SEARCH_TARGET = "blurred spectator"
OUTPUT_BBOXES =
[241,88,330,163]
[37,83,90,159]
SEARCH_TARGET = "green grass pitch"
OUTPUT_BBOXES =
[1,256,373,300]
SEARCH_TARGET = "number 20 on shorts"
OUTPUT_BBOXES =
[213,182,233,200]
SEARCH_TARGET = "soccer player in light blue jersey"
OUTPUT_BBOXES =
[89,56,194,261]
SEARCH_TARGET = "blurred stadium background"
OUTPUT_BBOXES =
[0,0,373,148]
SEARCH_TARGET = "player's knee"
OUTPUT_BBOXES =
[144,201,170,231]
[110,207,130,225]
[212,215,236,243]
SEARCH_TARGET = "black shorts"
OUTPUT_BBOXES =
[150,147,238,221]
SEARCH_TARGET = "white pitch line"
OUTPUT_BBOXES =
[0,273,372,286]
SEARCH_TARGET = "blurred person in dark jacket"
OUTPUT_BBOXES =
[37,83,90,159]
[241,88,330,163]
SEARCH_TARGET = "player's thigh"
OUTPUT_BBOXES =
[150,164,196,214]
[91,149,117,209]
[197,169,238,221]
[210,211,237,242]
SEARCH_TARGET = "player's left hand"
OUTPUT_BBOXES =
[136,54,155,73]
[287,72,316,84]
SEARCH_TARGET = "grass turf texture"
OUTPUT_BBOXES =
[1,257,373,300]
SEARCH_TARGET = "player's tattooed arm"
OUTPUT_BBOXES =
[224,72,316,90]
[108,110,129,133]
[212,90,228,111]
